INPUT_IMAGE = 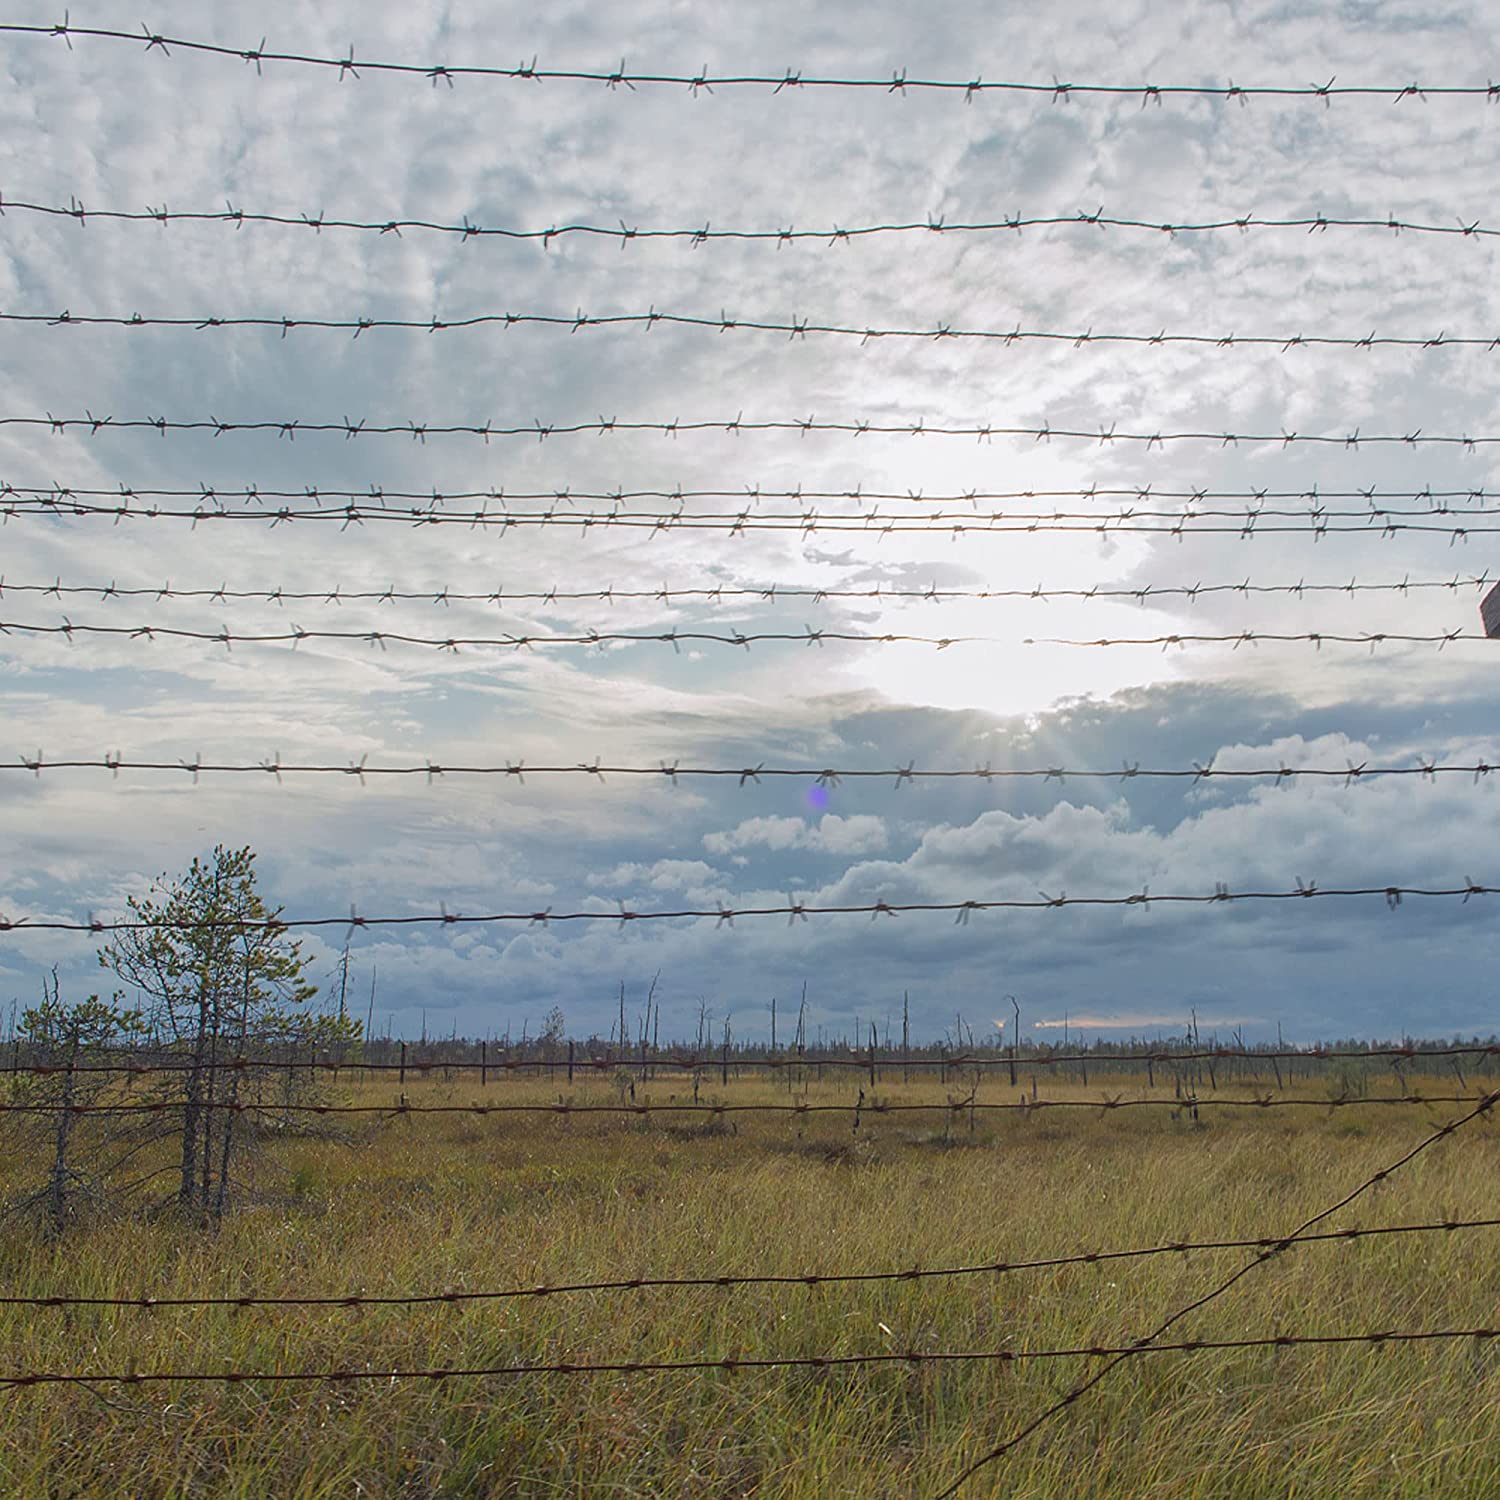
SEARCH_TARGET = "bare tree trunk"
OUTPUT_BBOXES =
[47,1055,76,1239]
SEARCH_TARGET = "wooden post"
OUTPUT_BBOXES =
[568,1039,575,1084]
[721,1039,729,1087]
[869,1023,877,1086]
[399,1040,406,1086]
[1009,996,1019,1087]
[481,1039,487,1088]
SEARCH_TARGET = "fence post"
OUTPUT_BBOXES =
[568,1039,575,1084]
[399,1040,406,1086]
[481,1039,487,1088]
[721,1039,729,1087]
[869,1023,877,1086]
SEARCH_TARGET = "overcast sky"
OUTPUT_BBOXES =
[2,1,1499,1045]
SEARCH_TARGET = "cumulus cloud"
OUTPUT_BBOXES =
[704,814,889,857]
[1,2,1497,1042]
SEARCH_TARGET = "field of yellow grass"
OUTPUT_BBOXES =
[1,1064,1496,1497]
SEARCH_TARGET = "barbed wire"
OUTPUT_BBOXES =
[2,883,1494,935]
[938,1088,1499,1491]
[0,1093,1481,1121]
[10,24,1500,105]
[7,497,1500,541]
[2,1325,1493,1394]
[6,1042,1492,1076]
[7,408,1500,451]
[2,1217,1494,1311]
[7,481,1500,510]
[18,304,1500,355]
[11,753,1500,788]
[5,195,1500,248]
[0,616,1487,654]
[9,498,1500,527]
[0,570,1493,609]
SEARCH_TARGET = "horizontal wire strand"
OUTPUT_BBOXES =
[2,1326,1494,1392]
[10,756,1500,787]
[14,305,1500,354]
[0,572,1493,608]
[4,409,1500,449]
[0,617,1487,653]
[8,25,1498,103]
[6,1043,1493,1075]
[6,500,1498,540]
[0,1094,1482,1119]
[4,195,1499,246]
[3,1218,1495,1308]
[2,884,1494,934]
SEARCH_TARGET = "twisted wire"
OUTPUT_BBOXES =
[1,883,1494,935]
[4,409,1500,450]
[0,570,1492,608]
[1,1326,1493,1393]
[16,304,1500,355]
[5,1043,1493,1076]
[7,498,1499,540]
[3,1217,1494,1311]
[9,25,1500,104]
[11,754,1500,788]
[0,616,1487,654]
[4,195,1498,247]
[0,1093,1482,1120]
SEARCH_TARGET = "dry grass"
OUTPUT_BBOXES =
[0,1065,1495,1497]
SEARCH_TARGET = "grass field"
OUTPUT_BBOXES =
[1,1064,1496,1498]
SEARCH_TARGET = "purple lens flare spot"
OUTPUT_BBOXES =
[805,783,829,811]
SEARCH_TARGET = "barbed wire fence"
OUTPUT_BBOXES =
[2,17,1499,1495]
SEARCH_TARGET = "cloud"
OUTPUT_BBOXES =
[703,814,889,856]
[2,2,1498,1046]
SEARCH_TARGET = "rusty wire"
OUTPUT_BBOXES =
[1,882,1495,935]
[16,304,1500,355]
[0,1093,1482,1121]
[8,24,1499,105]
[0,1326,1493,1393]
[5,194,1500,247]
[0,1216,1493,1311]
[3,1042,1492,1077]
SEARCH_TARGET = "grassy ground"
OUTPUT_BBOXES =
[0,1065,1496,1497]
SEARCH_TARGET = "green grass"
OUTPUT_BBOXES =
[0,1069,1495,1497]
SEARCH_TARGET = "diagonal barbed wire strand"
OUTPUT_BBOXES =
[937,1087,1500,1493]
[1,1326,1495,1394]
[0,571,1493,609]
[4,195,1500,247]
[5,409,1500,450]
[0,616,1488,654]
[9,23,1500,104]
[16,304,1500,355]
[2,883,1495,935]
[3,1217,1494,1311]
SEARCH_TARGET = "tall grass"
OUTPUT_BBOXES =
[0,1069,1494,1497]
